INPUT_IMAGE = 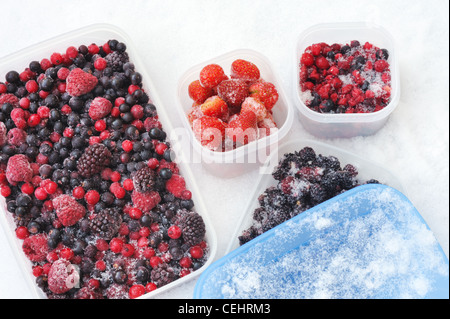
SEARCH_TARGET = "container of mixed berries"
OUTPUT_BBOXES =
[226,139,405,253]
[0,24,217,299]
[294,22,400,138]
[177,49,294,178]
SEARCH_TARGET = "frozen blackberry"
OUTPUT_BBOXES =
[89,208,122,240]
[150,263,175,288]
[132,166,156,193]
[316,154,341,171]
[309,184,328,205]
[272,152,302,181]
[297,146,316,163]
[174,210,206,246]
[105,51,129,72]
[77,143,111,178]
[238,225,261,246]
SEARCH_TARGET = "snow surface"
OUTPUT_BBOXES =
[0,0,448,299]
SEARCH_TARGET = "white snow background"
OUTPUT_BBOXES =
[0,0,448,299]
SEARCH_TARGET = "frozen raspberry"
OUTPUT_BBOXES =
[300,52,315,67]
[165,174,186,198]
[0,93,19,108]
[66,68,98,96]
[143,116,162,131]
[315,56,330,69]
[6,154,33,185]
[374,59,389,72]
[52,194,86,226]
[10,107,26,127]
[88,97,112,120]
[6,128,27,146]
[131,190,161,213]
[0,121,8,146]
[48,259,80,294]
[106,284,129,299]
[74,287,103,299]
[22,233,49,262]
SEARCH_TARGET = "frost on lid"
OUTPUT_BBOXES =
[211,188,448,299]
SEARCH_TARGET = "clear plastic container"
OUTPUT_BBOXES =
[176,49,294,178]
[195,184,449,299]
[225,138,406,254]
[294,22,400,138]
[0,23,217,299]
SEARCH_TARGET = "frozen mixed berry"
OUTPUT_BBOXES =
[0,39,208,299]
[299,41,392,113]
[77,143,111,178]
[65,68,98,97]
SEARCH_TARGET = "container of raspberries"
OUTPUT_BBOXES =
[295,22,400,138]
[0,23,217,299]
[225,138,405,253]
[177,49,294,178]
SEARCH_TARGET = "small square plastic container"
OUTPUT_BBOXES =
[0,23,217,299]
[194,184,449,299]
[176,49,294,178]
[294,22,400,138]
[225,138,406,254]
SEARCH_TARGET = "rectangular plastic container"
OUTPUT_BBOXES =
[0,23,217,299]
[225,138,406,254]
[176,49,294,178]
[195,184,449,299]
[294,22,400,139]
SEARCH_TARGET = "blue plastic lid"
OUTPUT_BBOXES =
[194,184,449,299]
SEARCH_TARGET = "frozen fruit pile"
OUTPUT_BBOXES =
[299,41,392,113]
[238,146,380,245]
[0,40,208,299]
[187,59,279,151]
